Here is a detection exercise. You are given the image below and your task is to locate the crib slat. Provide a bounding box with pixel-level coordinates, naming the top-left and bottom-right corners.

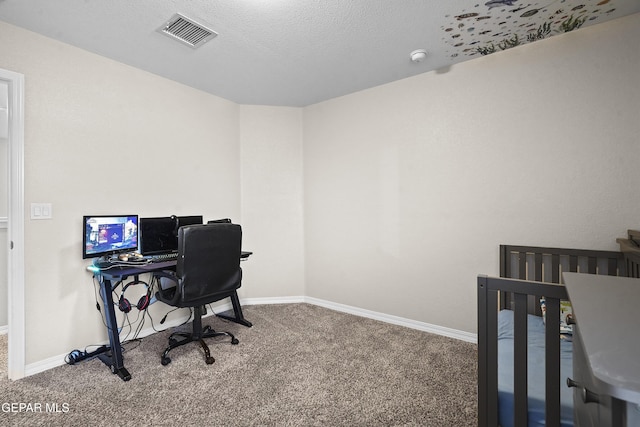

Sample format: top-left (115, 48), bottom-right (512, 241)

top-left (534, 253), bottom-right (542, 281)
top-left (487, 289), bottom-right (499, 426)
top-left (499, 246), bottom-right (510, 310)
top-left (551, 254), bottom-right (560, 283)
top-left (608, 257), bottom-right (617, 276)
top-left (545, 297), bottom-right (561, 427)
top-left (513, 293), bottom-right (528, 427)
top-left (518, 251), bottom-right (527, 279)
top-left (500, 245), bottom-right (509, 278)
top-left (569, 255), bottom-right (578, 272)
top-left (533, 253), bottom-right (544, 316)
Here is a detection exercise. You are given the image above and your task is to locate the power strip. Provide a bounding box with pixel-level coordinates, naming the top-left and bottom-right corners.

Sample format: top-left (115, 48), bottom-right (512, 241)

top-left (65, 345), bottom-right (109, 365)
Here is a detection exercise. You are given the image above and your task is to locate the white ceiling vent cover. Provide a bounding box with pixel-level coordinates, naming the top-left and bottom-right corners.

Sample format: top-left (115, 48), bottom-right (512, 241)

top-left (157, 13), bottom-right (217, 48)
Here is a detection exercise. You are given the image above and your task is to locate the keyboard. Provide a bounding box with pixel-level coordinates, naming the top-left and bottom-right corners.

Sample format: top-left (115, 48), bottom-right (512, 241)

top-left (145, 252), bottom-right (179, 262)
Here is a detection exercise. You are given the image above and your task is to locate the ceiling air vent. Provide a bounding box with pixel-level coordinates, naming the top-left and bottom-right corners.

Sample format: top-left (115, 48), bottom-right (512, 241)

top-left (157, 13), bottom-right (217, 48)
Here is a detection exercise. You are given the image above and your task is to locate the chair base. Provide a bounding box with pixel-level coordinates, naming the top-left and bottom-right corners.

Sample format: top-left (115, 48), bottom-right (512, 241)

top-left (160, 324), bottom-right (239, 366)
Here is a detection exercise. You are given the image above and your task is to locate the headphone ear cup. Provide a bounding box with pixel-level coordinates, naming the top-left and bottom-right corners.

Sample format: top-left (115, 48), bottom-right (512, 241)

top-left (137, 294), bottom-right (150, 311)
top-left (119, 296), bottom-right (131, 313)
top-left (119, 279), bottom-right (150, 312)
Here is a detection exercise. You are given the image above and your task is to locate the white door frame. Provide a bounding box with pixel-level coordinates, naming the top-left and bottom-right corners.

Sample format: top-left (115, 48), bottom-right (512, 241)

top-left (1, 68), bottom-right (25, 380)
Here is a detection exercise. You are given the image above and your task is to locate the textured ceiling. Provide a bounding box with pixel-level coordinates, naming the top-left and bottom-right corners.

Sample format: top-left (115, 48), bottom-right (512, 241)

top-left (0, 0), bottom-right (638, 107)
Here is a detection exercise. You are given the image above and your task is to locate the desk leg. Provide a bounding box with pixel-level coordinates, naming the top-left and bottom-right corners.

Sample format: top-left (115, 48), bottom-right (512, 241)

top-left (98, 276), bottom-right (131, 381)
top-left (217, 291), bottom-right (252, 327)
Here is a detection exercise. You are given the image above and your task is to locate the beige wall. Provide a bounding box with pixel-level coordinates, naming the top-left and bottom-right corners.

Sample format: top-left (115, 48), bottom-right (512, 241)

top-left (303, 13), bottom-right (640, 333)
top-left (239, 105), bottom-right (305, 300)
top-left (0, 12), bottom-right (639, 368)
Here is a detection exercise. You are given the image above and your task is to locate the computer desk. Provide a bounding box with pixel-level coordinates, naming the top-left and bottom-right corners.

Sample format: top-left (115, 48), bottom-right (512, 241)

top-left (87, 252), bottom-right (252, 381)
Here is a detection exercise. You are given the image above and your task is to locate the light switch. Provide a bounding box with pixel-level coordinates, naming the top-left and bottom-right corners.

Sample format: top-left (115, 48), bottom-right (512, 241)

top-left (31, 203), bottom-right (53, 220)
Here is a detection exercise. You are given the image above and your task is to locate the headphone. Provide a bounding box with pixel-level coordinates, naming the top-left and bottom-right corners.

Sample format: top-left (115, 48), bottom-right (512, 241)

top-left (118, 280), bottom-right (151, 313)
top-left (171, 215), bottom-right (179, 237)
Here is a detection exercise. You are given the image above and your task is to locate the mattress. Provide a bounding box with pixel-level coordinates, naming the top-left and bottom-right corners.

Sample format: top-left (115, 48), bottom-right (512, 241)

top-left (497, 309), bottom-right (574, 427)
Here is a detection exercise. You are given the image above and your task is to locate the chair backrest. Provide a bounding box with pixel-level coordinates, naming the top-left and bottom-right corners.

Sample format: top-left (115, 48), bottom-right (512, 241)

top-left (175, 223), bottom-right (242, 307)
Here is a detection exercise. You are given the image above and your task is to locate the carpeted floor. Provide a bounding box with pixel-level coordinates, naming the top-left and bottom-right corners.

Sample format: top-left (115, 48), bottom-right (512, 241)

top-left (0, 304), bottom-right (478, 426)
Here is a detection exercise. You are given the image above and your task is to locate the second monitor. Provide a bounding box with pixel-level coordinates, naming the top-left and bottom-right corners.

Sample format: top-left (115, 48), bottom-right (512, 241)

top-left (139, 215), bottom-right (203, 256)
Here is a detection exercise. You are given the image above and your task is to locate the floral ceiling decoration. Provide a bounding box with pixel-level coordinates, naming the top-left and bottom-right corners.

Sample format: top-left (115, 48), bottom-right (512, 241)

top-left (441, 0), bottom-right (620, 58)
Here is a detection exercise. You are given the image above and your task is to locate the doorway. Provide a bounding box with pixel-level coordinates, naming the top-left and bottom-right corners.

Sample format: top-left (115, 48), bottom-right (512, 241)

top-left (1, 68), bottom-right (25, 380)
top-left (1, 80), bottom-right (8, 333)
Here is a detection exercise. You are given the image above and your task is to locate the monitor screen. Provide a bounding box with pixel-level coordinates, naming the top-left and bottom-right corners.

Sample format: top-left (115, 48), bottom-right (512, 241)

top-left (177, 215), bottom-right (203, 229)
top-left (139, 216), bottom-right (178, 255)
top-left (139, 215), bottom-right (203, 255)
top-left (83, 215), bottom-right (139, 259)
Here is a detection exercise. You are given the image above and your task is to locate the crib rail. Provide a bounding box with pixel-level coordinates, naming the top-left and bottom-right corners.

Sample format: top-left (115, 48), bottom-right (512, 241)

top-left (478, 276), bottom-right (567, 427)
top-left (478, 244), bottom-right (627, 427)
top-left (499, 245), bottom-right (624, 315)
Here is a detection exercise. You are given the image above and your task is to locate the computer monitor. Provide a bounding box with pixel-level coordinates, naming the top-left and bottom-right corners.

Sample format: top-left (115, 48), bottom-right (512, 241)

top-left (139, 215), bottom-right (203, 255)
top-left (83, 215), bottom-right (139, 259)
top-left (139, 216), bottom-right (178, 256)
top-left (177, 215), bottom-right (203, 229)
top-left (207, 218), bottom-right (232, 224)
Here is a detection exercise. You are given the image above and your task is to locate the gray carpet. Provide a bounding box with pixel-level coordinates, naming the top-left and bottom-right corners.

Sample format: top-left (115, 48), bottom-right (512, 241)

top-left (0, 304), bottom-right (477, 426)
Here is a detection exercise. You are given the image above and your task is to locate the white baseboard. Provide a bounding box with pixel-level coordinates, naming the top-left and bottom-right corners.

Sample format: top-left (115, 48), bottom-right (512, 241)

top-left (302, 297), bottom-right (477, 344)
top-left (24, 297), bottom-right (476, 377)
top-left (0, 325), bottom-right (8, 335)
top-left (236, 296), bottom-right (476, 343)
top-left (25, 301), bottom-right (234, 377)
top-left (240, 295), bottom-right (306, 306)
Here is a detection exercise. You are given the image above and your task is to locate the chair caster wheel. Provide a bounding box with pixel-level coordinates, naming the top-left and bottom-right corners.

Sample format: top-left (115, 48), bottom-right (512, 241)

top-left (205, 356), bottom-right (215, 365)
top-left (231, 338), bottom-right (239, 345)
top-left (161, 357), bottom-right (171, 366)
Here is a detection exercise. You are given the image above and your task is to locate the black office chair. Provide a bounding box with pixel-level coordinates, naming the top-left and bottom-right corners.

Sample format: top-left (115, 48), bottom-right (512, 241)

top-left (154, 223), bottom-right (243, 366)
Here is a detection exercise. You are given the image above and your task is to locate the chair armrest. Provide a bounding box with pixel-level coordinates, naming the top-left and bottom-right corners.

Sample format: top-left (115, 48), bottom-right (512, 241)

top-left (153, 271), bottom-right (180, 306)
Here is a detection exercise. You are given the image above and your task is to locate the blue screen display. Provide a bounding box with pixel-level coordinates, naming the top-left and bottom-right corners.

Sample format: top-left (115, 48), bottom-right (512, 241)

top-left (83, 215), bottom-right (139, 259)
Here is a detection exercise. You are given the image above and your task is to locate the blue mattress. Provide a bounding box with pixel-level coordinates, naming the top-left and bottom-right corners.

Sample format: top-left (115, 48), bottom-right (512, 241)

top-left (497, 309), bottom-right (574, 427)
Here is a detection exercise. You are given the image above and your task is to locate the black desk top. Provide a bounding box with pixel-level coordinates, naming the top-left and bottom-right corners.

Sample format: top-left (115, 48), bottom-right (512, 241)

top-left (87, 260), bottom-right (175, 278)
top-left (88, 251), bottom-right (252, 278)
